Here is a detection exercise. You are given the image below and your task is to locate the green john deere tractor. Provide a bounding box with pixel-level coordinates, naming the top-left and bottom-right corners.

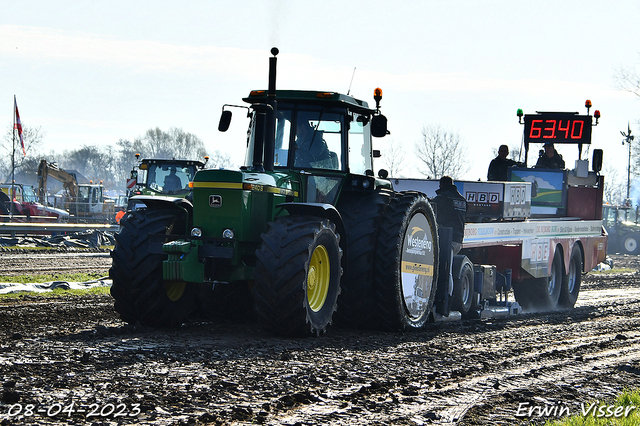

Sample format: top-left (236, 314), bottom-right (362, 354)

top-left (127, 156), bottom-right (209, 199)
top-left (109, 48), bottom-right (440, 335)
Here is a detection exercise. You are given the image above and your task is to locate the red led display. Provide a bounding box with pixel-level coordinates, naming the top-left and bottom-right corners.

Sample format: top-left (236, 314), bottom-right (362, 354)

top-left (523, 114), bottom-right (592, 144)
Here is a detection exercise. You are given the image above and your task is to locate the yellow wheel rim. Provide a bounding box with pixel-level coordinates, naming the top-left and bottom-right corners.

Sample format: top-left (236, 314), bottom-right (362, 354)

top-left (307, 244), bottom-right (330, 312)
top-left (165, 280), bottom-right (186, 302)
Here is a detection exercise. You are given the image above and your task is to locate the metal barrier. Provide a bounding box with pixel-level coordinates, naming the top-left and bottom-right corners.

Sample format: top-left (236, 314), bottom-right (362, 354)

top-left (0, 222), bottom-right (120, 234)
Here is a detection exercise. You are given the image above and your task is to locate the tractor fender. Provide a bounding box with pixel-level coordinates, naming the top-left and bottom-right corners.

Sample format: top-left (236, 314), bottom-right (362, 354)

top-left (276, 202), bottom-right (346, 247)
top-left (128, 195), bottom-right (193, 234)
top-left (129, 195), bottom-right (193, 216)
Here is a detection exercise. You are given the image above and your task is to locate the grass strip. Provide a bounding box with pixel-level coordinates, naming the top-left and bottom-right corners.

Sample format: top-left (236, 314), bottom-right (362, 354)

top-left (543, 390), bottom-right (640, 425)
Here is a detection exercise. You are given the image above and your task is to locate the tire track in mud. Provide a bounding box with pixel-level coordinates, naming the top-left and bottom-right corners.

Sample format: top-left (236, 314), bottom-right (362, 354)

top-left (1, 252), bottom-right (111, 276)
top-left (1, 253), bottom-right (640, 425)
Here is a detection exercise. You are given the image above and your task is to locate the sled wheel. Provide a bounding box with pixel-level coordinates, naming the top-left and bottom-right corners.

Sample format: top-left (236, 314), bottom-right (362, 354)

top-left (253, 216), bottom-right (342, 336)
top-left (452, 256), bottom-right (476, 317)
top-left (333, 189), bottom-right (392, 328)
top-left (559, 246), bottom-right (582, 308)
top-left (513, 248), bottom-right (563, 312)
top-left (374, 191), bottom-right (438, 331)
top-left (109, 209), bottom-right (196, 327)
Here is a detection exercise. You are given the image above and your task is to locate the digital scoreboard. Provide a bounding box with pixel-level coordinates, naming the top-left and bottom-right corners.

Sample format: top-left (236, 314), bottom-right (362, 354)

top-left (523, 113), bottom-right (593, 144)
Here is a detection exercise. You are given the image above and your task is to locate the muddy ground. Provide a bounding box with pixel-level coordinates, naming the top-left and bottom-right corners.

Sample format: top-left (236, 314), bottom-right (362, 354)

top-left (0, 252), bottom-right (639, 425)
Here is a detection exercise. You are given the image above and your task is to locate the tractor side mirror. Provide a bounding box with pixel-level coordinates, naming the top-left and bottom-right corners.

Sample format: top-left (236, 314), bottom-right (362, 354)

top-left (371, 114), bottom-right (389, 138)
top-left (218, 110), bottom-right (232, 132)
top-left (592, 149), bottom-right (603, 173)
top-left (373, 150), bottom-right (381, 158)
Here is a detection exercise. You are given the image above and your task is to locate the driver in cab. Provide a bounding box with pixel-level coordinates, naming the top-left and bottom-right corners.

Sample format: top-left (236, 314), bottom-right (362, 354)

top-left (294, 120), bottom-right (335, 169)
top-left (163, 167), bottom-right (182, 192)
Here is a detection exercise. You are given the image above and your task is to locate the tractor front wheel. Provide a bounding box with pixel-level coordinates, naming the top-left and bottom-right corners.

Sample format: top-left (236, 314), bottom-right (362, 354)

top-left (109, 209), bottom-right (196, 327)
top-left (253, 216), bottom-right (342, 336)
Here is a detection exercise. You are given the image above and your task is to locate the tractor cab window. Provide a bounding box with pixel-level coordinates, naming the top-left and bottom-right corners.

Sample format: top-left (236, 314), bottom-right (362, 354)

top-left (293, 109), bottom-right (343, 170)
top-left (244, 104), bottom-right (345, 171)
top-left (274, 109), bottom-right (292, 166)
top-left (348, 113), bottom-right (373, 175)
top-left (147, 164), bottom-right (196, 194)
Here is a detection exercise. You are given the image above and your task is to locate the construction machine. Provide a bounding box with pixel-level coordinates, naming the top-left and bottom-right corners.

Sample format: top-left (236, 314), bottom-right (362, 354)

top-left (37, 160), bottom-right (115, 223)
top-left (0, 183), bottom-right (69, 222)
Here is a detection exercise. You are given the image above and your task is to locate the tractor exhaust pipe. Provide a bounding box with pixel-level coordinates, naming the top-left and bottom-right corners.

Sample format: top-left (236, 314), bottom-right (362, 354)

top-left (263, 47), bottom-right (278, 172)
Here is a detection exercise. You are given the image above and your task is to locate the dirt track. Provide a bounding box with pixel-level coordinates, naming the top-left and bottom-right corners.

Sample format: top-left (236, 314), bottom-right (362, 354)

top-left (0, 252), bottom-right (640, 425)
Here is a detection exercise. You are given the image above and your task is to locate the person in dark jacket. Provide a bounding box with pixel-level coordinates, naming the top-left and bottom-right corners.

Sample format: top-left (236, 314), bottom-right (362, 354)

top-left (432, 175), bottom-right (467, 302)
top-left (536, 142), bottom-right (565, 169)
top-left (487, 145), bottom-right (522, 181)
top-left (432, 175), bottom-right (467, 255)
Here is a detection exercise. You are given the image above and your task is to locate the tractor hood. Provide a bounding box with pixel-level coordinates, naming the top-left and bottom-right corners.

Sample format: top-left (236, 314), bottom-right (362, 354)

top-left (191, 169), bottom-right (298, 197)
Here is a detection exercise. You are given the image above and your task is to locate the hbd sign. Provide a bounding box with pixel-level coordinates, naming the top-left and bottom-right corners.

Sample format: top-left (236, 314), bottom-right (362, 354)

top-left (466, 192), bottom-right (499, 204)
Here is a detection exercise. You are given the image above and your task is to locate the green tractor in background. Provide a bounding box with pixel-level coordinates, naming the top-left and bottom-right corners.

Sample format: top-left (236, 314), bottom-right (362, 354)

top-left (110, 48), bottom-right (440, 336)
top-left (127, 155), bottom-right (209, 200)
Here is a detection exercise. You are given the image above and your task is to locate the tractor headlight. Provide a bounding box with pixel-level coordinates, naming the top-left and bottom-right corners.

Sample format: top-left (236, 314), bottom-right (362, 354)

top-left (190, 227), bottom-right (203, 238)
top-left (222, 228), bottom-right (235, 239)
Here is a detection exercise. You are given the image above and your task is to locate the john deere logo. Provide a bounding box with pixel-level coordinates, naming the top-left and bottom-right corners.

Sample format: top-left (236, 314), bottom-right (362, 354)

top-left (209, 195), bottom-right (222, 208)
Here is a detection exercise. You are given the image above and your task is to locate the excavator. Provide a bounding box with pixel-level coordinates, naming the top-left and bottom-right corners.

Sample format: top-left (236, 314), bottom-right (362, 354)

top-left (37, 160), bottom-right (116, 223)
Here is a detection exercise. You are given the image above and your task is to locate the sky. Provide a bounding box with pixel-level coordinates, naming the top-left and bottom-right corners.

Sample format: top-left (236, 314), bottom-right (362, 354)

top-left (2, 0), bottom-right (640, 185)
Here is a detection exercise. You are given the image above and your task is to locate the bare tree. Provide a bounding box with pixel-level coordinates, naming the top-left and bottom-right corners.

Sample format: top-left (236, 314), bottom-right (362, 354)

top-left (0, 123), bottom-right (45, 183)
top-left (378, 138), bottom-right (405, 177)
top-left (615, 56), bottom-right (640, 99)
top-left (415, 125), bottom-right (469, 179)
top-left (603, 163), bottom-right (627, 205)
top-left (61, 145), bottom-right (118, 187)
top-left (207, 150), bottom-right (233, 169)
top-left (130, 127), bottom-right (208, 160)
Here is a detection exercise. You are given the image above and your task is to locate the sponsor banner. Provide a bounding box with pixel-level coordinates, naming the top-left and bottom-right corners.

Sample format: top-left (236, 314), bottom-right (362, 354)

top-left (464, 220), bottom-right (603, 244)
top-left (401, 261), bottom-right (434, 277)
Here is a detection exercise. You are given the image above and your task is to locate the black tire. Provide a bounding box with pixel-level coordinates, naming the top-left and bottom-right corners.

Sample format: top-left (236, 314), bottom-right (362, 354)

top-left (333, 189), bottom-right (392, 328)
top-left (253, 216), bottom-right (342, 336)
top-left (559, 246), bottom-right (582, 308)
top-left (109, 209), bottom-right (196, 327)
top-left (622, 234), bottom-right (640, 255)
top-left (374, 192), bottom-right (438, 331)
top-left (452, 256), bottom-right (477, 317)
top-left (513, 248), bottom-right (563, 312)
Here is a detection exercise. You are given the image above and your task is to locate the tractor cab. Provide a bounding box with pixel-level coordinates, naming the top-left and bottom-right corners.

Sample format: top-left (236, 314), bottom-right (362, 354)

top-left (219, 49), bottom-right (389, 206)
top-left (130, 157), bottom-right (208, 197)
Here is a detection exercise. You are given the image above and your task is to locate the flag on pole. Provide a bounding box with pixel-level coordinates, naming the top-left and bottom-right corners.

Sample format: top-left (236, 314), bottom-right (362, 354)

top-left (14, 96), bottom-right (25, 156)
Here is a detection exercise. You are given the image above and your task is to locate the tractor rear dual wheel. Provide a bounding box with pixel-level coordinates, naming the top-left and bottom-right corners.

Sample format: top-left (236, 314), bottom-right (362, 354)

top-left (622, 234), bottom-right (640, 255)
top-left (110, 209), bottom-right (196, 327)
top-left (253, 216), bottom-right (342, 336)
top-left (374, 191), bottom-right (438, 331)
top-left (333, 189), bottom-right (392, 329)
